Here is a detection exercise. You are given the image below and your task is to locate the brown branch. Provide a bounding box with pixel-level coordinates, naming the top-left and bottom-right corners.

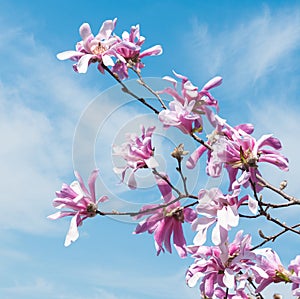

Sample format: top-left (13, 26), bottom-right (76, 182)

top-left (190, 132), bottom-right (213, 150)
top-left (152, 168), bottom-right (182, 196)
top-left (256, 174), bottom-right (300, 203)
top-left (130, 67), bottom-right (167, 110)
top-left (251, 224), bottom-right (300, 251)
top-left (96, 193), bottom-right (197, 218)
top-left (102, 64), bottom-right (160, 114)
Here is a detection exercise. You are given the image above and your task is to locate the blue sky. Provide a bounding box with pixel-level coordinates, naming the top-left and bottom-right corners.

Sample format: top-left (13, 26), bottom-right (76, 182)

top-left (1, 0), bottom-right (300, 298)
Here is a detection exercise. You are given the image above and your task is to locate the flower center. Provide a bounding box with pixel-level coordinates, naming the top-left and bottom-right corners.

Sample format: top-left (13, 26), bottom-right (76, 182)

top-left (86, 203), bottom-right (98, 217)
top-left (172, 207), bottom-right (185, 223)
top-left (91, 42), bottom-right (107, 55)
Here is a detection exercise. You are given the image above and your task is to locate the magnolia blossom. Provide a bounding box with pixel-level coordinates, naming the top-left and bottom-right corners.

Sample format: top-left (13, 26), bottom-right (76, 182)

top-left (111, 24), bottom-right (162, 79)
top-left (255, 249), bottom-right (292, 293)
top-left (160, 71), bottom-right (222, 109)
top-left (133, 174), bottom-right (197, 257)
top-left (47, 170), bottom-right (108, 246)
top-left (186, 231), bottom-right (268, 299)
top-left (186, 117), bottom-right (254, 178)
top-left (57, 19), bottom-right (119, 73)
top-left (113, 126), bottom-right (158, 189)
top-left (158, 72), bottom-right (222, 134)
top-left (214, 120), bottom-right (289, 192)
top-left (186, 115), bottom-right (288, 197)
top-left (158, 99), bottom-right (203, 134)
top-left (288, 255), bottom-right (300, 296)
top-left (192, 187), bottom-right (257, 246)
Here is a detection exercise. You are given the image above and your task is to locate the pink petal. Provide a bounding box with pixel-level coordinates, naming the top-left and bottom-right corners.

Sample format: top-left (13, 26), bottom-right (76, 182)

top-left (259, 154), bottom-right (289, 171)
top-left (57, 50), bottom-right (84, 61)
top-left (128, 172), bottom-right (137, 189)
top-left (47, 211), bottom-right (75, 220)
top-left (173, 221), bottom-right (187, 258)
top-left (223, 268), bottom-right (235, 289)
top-left (155, 174), bottom-right (173, 202)
top-left (98, 195), bottom-right (108, 203)
top-left (97, 18), bottom-right (117, 40)
top-left (139, 45), bottom-right (163, 58)
top-left (88, 169), bottom-right (99, 203)
top-left (64, 213), bottom-right (80, 247)
top-left (186, 146), bottom-right (207, 169)
top-left (102, 54), bottom-right (114, 66)
top-left (248, 196), bottom-right (258, 214)
top-left (144, 156), bottom-right (159, 168)
top-left (254, 134), bottom-right (282, 153)
top-left (76, 54), bottom-right (95, 73)
top-left (183, 208), bottom-right (197, 223)
top-left (202, 76), bottom-right (222, 90)
top-left (79, 23), bottom-right (92, 40)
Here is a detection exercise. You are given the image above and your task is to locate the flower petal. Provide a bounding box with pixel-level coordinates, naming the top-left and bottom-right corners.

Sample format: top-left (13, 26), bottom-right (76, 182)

top-left (64, 213), bottom-right (80, 247)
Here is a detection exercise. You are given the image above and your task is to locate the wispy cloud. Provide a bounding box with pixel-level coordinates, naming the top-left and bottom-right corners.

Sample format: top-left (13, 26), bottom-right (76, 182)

top-left (0, 19), bottom-right (99, 235)
top-left (188, 5), bottom-right (300, 91)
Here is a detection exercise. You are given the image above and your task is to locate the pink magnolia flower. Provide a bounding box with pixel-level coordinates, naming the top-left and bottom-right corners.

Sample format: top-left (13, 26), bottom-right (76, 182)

top-left (197, 119), bottom-right (288, 192)
top-left (47, 170), bottom-right (108, 246)
top-left (192, 187), bottom-right (257, 246)
top-left (186, 116), bottom-right (254, 178)
top-left (255, 249), bottom-right (292, 293)
top-left (133, 174), bottom-right (197, 257)
top-left (113, 126), bottom-right (158, 189)
top-left (57, 19), bottom-right (119, 73)
top-left (288, 255), bottom-right (300, 296)
top-left (217, 121), bottom-right (289, 192)
top-left (158, 98), bottom-right (203, 134)
top-left (186, 231), bottom-right (267, 299)
top-left (111, 24), bottom-right (162, 79)
top-left (158, 72), bottom-right (222, 134)
top-left (161, 71), bottom-right (222, 109)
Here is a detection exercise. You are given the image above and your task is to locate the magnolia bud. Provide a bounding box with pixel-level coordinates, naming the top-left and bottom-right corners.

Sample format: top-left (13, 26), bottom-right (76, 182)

top-left (279, 180), bottom-right (288, 190)
top-left (171, 144), bottom-right (189, 161)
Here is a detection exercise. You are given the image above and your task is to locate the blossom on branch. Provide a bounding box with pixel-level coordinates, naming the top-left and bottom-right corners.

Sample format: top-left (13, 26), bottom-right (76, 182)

top-left (111, 24), bottom-right (162, 79)
top-left (192, 186), bottom-right (257, 246)
top-left (113, 126), bottom-right (158, 189)
top-left (56, 18), bottom-right (162, 78)
top-left (218, 121), bottom-right (289, 192)
top-left (254, 249), bottom-right (292, 293)
top-left (47, 170), bottom-right (108, 246)
top-left (288, 255), bottom-right (300, 296)
top-left (57, 19), bottom-right (118, 73)
top-left (186, 117), bottom-right (254, 179)
top-left (186, 231), bottom-right (268, 299)
top-left (158, 72), bottom-right (222, 134)
top-left (133, 174), bottom-right (197, 257)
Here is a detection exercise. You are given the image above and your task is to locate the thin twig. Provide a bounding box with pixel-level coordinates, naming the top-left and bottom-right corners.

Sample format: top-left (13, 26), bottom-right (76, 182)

top-left (190, 132), bottom-right (213, 150)
top-left (176, 158), bottom-right (189, 196)
top-left (130, 67), bottom-right (167, 110)
top-left (256, 174), bottom-right (300, 203)
top-left (152, 168), bottom-right (182, 196)
top-left (96, 193), bottom-right (197, 218)
top-left (251, 224), bottom-right (300, 250)
top-left (102, 64), bottom-right (160, 114)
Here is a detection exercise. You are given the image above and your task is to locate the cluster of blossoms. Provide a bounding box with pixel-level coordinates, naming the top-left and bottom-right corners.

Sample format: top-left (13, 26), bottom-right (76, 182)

top-left (158, 71), bottom-right (222, 134)
top-left (187, 116), bottom-right (289, 192)
top-left (112, 125), bottom-right (158, 189)
top-left (49, 17), bottom-right (300, 299)
top-left (186, 231), bottom-right (300, 298)
top-left (133, 174), bottom-right (197, 258)
top-left (57, 18), bottom-right (162, 79)
top-left (47, 170), bottom-right (108, 246)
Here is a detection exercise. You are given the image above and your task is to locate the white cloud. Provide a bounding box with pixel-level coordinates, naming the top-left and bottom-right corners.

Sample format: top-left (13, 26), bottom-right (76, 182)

top-left (0, 277), bottom-right (54, 298)
top-left (0, 19), bottom-right (100, 234)
top-left (188, 5), bottom-right (300, 90)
